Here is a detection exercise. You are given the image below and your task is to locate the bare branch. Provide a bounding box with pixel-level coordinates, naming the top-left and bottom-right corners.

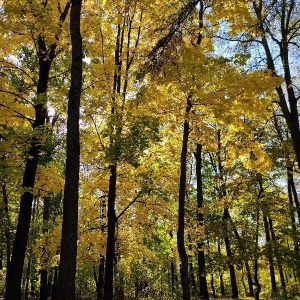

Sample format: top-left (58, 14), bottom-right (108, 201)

top-left (116, 189), bottom-right (143, 221)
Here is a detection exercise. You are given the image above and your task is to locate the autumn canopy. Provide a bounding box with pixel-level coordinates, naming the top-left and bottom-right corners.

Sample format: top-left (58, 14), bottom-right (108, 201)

top-left (0, 0), bottom-right (300, 300)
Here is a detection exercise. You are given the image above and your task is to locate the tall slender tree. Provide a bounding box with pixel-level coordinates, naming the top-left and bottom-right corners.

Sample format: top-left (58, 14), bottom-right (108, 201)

top-left (177, 96), bottom-right (192, 300)
top-left (56, 0), bottom-right (82, 299)
top-left (4, 3), bottom-right (70, 299)
top-left (195, 143), bottom-right (209, 299)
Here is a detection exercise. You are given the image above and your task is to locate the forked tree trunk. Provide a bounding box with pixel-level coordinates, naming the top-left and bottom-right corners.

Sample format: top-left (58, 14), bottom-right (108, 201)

top-left (56, 0), bottom-right (82, 299)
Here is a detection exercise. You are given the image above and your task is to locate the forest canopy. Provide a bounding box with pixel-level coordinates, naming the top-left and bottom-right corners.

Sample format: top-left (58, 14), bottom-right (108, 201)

top-left (0, 0), bottom-right (300, 300)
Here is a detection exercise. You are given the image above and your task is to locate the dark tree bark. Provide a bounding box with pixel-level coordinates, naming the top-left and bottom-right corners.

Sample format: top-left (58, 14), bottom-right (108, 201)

top-left (51, 264), bottom-right (58, 300)
top-left (194, 143), bottom-right (209, 299)
top-left (177, 97), bottom-right (192, 300)
top-left (210, 274), bottom-right (215, 297)
top-left (104, 164), bottom-right (117, 300)
top-left (254, 256), bottom-right (261, 300)
top-left (219, 274), bottom-right (226, 296)
top-left (245, 262), bottom-right (254, 296)
top-left (94, 195), bottom-right (107, 299)
top-left (253, 177), bottom-right (264, 300)
top-left (223, 209), bottom-right (239, 299)
top-left (263, 214), bottom-right (277, 293)
top-left (94, 255), bottom-right (105, 300)
top-left (288, 170), bottom-right (300, 243)
top-left (56, 1), bottom-right (82, 299)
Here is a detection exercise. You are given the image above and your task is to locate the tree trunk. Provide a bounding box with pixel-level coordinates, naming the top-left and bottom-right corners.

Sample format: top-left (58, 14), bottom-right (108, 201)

top-left (195, 143), bottom-right (209, 299)
top-left (5, 4), bottom-right (70, 298)
top-left (51, 265), bottom-right (58, 300)
top-left (253, 178), bottom-right (264, 300)
top-left (104, 164), bottom-right (117, 300)
top-left (287, 164), bottom-right (300, 263)
top-left (56, 1), bottom-right (82, 299)
top-left (5, 66), bottom-right (50, 300)
top-left (219, 273), bottom-right (225, 296)
top-left (263, 214), bottom-right (277, 293)
top-left (254, 256), bottom-right (261, 300)
top-left (223, 217), bottom-right (239, 298)
top-left (210, 274), bottom-right (215, 297)
top-left (94, 255), bottom-right (105, 300)
top-left (287, 164), bottom-right (300, 221)
top-left (177, 97), bottom-right (192, 300)
top-left (245, 262), bottom-right (254, 296)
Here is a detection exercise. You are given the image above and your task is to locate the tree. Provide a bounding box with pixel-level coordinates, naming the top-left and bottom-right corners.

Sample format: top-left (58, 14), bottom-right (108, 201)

top-left (2, 2), bottom-right (70, 299)
top-left (56, 0), bottom-right (83, 299)
top-left (213, 0), bottom-right (300, 168)
top-left (195, 143), bottom-right (209, 299)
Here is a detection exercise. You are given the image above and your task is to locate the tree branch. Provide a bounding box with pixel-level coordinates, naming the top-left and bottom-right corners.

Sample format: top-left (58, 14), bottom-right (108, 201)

top-left (116, 189), bottom-right (143, 221)
top-left (137, 0), bottom-right (200, 79)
